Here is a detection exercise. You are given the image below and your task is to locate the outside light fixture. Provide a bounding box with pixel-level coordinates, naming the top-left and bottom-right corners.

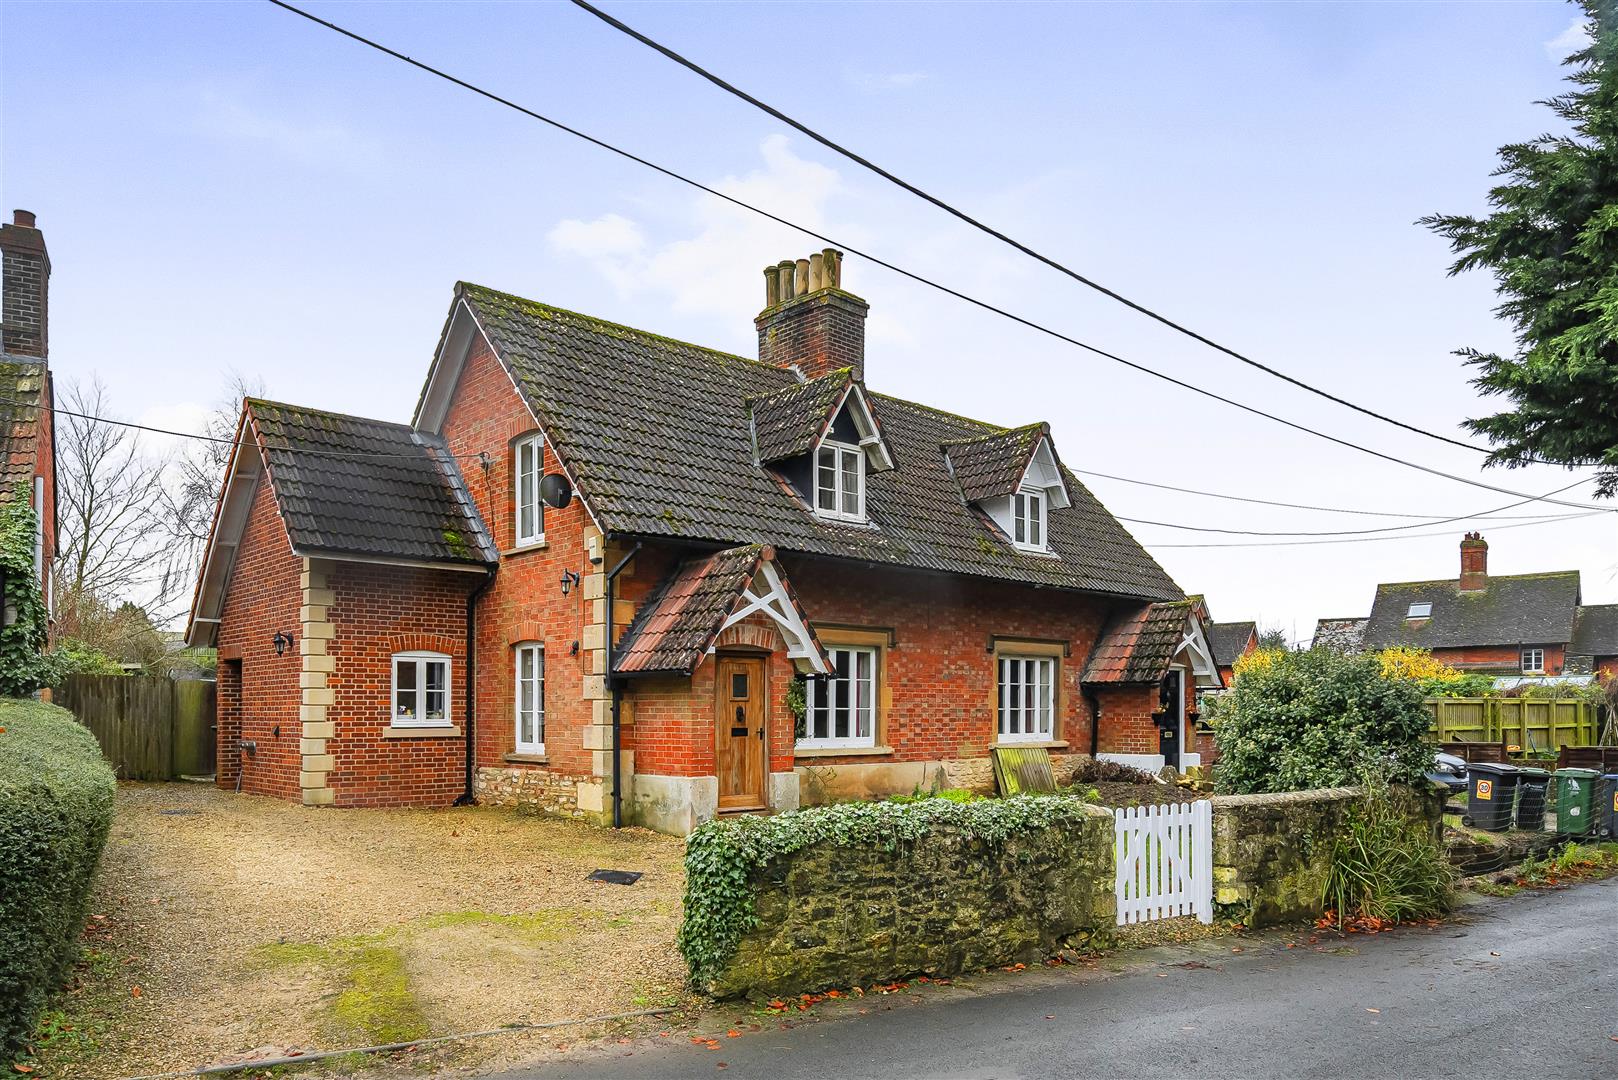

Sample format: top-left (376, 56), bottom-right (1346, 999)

top-left (559, 570), bottom-right (581, 596)
top-left (273, 631), bottom-right (294, 656)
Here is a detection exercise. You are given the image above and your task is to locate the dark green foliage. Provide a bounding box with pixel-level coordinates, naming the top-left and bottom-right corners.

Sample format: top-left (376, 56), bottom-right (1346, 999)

top-left (1416, 672), bottom-right (1496, 698)
top-left (677, 796), bottom-right (1092, 990)
top-left (1214, 649), bottom-right (1433, 795)
top-left (0, 699), bottom-right (116, 1058)
top-left (1324, 781), bottom-right (1455, 926)
top-left (0, 490), bottom-right (49, 697)
top-left (1422, 0), bottom-right (1618, 492)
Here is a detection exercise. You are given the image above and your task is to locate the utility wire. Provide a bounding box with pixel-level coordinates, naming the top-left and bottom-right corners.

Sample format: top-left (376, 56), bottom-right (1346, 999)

top-left (264, 0), bottom-right (1610, 513)
top-left (1115, 477), bottom-right (1595, 537)
top-left (1077, 467), bottom-right (1595, 520)
top-left (1145, 510), bottom-right (1611, 549)
top-left (569, 0), bottom-right (1508, 460)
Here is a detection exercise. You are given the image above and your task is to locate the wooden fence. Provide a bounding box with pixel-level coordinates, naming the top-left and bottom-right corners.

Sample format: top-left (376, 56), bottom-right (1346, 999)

top-left (1425, 697), bottom-right (1602, 752)
top-left (53, 675), bottom-right (216, 781)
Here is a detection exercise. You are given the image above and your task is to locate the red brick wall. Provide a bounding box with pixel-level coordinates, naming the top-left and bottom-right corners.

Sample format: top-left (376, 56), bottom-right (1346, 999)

top-left (1431, 644), bottom-right (1564, 675)
top-left (214, 477), bottom-right (302, 799)
top-left (324, 561), bottom-right (474, 807)
top-left (216, 658), bottom-right (242, 788)
top-left (1094, 684), bottom-right (1159, 756)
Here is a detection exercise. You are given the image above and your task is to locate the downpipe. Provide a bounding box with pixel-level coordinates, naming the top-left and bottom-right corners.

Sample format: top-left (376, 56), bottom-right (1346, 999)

top-left (604, 541), bottom-right (641, 828)
top-left (455, 566), bottom-right (499, 806)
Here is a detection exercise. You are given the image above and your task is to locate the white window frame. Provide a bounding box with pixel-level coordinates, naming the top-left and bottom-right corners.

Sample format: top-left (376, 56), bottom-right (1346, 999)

top-left (1521, 647), bottom-right (1545, 674)
top-left (391, 651), bottom-right (452, 727)
top-left (514, 432), bottom-right (545, 547)
top-left (514, 642), bottom-right (545, 755)
top-left (998, 654), bottom-right (1055, 742)
top-left (1011, 486), bottom-right (1047, 551)
top-left (813, 439), bottom-right (866, 523)
top-left (1407, 602), bottom-right (1432, 619)
top-left (799, 645), bottom-right (878, 748)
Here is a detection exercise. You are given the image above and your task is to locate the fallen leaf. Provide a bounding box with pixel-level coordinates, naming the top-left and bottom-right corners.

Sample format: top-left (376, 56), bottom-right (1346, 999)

top-left (130, 985), bottom-right (142, 997)
top-left (726, 1030), bottom-right (740, 1038)
top-left (1044, 1014), bottom-right (1056, 1020)
top-left (1366, 1008), bottom-right (1380, 1014)
top-left (14, 1065), bottom-right (36, 1075)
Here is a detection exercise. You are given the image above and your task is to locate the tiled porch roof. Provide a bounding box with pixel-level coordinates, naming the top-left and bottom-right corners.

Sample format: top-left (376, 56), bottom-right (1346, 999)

top-left (1083, 600), bottom-right (1195, 685)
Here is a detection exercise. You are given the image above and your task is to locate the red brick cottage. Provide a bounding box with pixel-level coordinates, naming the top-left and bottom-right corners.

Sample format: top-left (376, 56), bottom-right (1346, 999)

top-left (0, 209), bottom-right (59, 609)
top-left (186, 253), bottom-right (1218, 832)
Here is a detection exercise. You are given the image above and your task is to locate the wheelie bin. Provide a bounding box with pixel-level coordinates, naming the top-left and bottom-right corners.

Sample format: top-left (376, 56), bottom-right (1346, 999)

top-left (1463, 762), bottom-right (1519, 831)
top-left (1552, 767), bottom-right (1599, 836)
top-left (1595, 772), bottom-right (1618, 839)
top-left (1515, 766), bottom-right (1551, 831)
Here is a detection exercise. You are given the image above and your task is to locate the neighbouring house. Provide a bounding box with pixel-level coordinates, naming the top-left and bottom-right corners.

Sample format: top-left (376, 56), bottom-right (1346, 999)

top-left (1206, 619), bottom-right (1258, 686)
top-left (1317, 532), bottom-right (1618, 679)
top-left (0, 209), bottom-right (57, 609)
top-left (185, 252), bottom-right (1219, 832)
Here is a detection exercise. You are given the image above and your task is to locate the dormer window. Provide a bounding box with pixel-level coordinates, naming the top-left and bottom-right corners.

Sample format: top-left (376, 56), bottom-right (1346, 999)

top-left (815, 439), bottom-right (865, 521)
top-left (1407, 602), bottom-right (1432, 620)
top-left (1012, 487), bottom-right (1046, 550)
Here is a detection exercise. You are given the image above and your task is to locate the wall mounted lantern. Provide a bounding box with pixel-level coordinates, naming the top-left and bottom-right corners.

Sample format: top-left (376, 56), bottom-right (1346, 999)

top-left (559, 570), bottom-right (581, 596)
top-left (273, 631), bottom-right (295, 656)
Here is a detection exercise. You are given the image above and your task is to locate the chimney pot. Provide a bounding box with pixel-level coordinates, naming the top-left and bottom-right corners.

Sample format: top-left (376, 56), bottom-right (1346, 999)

top-left (808, 252), bottom-right (824, 292)
top-left (763, 266), bottom-right (780, 308)
top-left (822, 249), bottom-right (841, 289)
top-left (756, 251), bottom-right (869, 381)
top-left (776, 260), bottom-right (796, 303)
top-left (12, 210), bottom-right (36, 229)
top-left (795, 259), bottom-right (811, 297)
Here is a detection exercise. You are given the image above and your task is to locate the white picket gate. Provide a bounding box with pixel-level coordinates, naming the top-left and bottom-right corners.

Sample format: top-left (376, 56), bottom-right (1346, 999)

top-left (1113, 800), bottom-right (1213, 925)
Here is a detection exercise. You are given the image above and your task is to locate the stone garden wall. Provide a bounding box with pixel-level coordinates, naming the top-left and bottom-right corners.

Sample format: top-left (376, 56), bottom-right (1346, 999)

top-left (707, 802), bottom-right (1116, 998)
top-left (1210, 783), bottom-right (1446, 926)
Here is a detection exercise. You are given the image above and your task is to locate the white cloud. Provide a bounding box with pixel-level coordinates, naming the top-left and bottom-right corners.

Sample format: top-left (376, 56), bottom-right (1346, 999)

top-left (194, 87), bottom-right (382, 168)
top-left (135, 401), bottom-right (211, 459)
top-left (1546, 16), bottom-right (1591, 58)
top-left (847, 69), bottom-right (929, 91)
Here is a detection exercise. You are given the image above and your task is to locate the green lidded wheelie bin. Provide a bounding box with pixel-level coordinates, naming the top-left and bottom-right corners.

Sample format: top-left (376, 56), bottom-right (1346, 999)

top-left (1515, 766), bottom-right (1551, 831)
top-left (1463, 762), bottom-right (1519, 832)
top-left (1595, 773), bottom-right (1618, 839)
top-left (1552, 767), bottom-right (1599, 836)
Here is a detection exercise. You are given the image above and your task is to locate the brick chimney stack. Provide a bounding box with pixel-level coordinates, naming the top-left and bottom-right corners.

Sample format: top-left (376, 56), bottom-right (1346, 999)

top-left (756, 249), bottom-right (868, 382)
top-left (0, 210), bottom-right (50, 359)
top-left (1459, 532), bottom-right (1488, 592)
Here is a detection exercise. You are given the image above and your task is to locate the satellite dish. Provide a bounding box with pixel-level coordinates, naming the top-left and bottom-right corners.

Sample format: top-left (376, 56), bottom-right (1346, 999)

top-left (539, 473), bottom-right (573, 509)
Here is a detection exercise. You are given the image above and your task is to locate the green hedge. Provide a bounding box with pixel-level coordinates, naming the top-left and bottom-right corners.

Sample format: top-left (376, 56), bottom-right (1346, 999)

top-left (0, 698), bottom-right (116, 1058)
top-left (677, 796), bottom-right (1093, 990)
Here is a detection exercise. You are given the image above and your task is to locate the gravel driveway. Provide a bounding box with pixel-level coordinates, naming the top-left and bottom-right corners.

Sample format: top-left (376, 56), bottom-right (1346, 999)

top-left (40, 783), bottom-right (689, 1079)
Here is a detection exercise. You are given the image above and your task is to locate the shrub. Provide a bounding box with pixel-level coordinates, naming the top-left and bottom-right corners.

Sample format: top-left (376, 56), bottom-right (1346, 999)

top-left (1214, 648), bottom-right (1432, 795)
top-left (0, 492), bottom-right (49, 698)
top-left (886, 787), bottom-right (983, 804)
top-left (677, 796), bottom-right (1091, 989)
top-left (1066, 757), bottom-right (1159, 785)
top-left (1324, 779), bottom-right (1454, 926)
top-left (0, 699), bottom-right (116, 1058)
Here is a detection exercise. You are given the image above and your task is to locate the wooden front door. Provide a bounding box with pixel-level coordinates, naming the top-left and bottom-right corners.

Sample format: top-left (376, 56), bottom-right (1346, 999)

top-left (715, 655), bottom-right (767, 811)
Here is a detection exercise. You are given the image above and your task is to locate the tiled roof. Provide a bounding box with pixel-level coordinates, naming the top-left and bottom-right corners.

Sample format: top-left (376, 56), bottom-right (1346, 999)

top-left (1570, 604), bottom-right (1618, 656)
top-left (248, 399), bottom-right (493, 566)
top-left (748, 371), bottom-right (852, 463)
top-left (1083, 600), bottom-right (1194, 684)
top-left (0, 358), bottom-right (46, 501)
top-left (944, 423), bottom-right (1048, 503)
top-left (1312, 617), bottom-right (1367, 653)
top-left (1360, 572), bottom-right (1580, 650)
top-left (612, 545), bottom-right (822, 676)
top-left (460, 285), bottom-right (1180, 602)
top-left (1207, 621), bottom-right (1257, 667)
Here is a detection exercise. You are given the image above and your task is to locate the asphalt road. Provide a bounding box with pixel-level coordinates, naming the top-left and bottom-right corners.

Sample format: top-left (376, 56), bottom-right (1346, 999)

top-left (502, 879), bottom-right (1618, 1079)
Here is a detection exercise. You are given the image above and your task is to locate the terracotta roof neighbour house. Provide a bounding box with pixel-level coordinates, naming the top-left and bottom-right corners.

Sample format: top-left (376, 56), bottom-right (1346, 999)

top-left (1083, 600), bottom-right (1198, 684)
top-left (0, 358), bottom-right (47, 500)
top-left (434, 284), bottom-right (1180, 602)
top-left (1207, 620), bottom-right (1257, 668)
top-left (1312, 617), bottom-right (1368, 653)
top-left (613, 544), bottom-right (829, 676)
top-left (1360, 572), bottom-right (1581, 651)
top-left (248, 400), bottom-right (494, 566)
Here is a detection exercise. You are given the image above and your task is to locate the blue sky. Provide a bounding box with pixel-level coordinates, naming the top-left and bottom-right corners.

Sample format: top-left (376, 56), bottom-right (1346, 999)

top-left (3, 0), bottom-right (1612, 637)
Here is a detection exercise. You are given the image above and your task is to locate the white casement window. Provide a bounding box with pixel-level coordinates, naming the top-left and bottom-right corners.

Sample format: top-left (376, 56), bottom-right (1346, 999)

top-left (514, 433), bottom-right (545, 546)
top-left (1012, 487), bottom-right (1047, 551)
top-left (814, 440), bottom-right (865, 522)
top-left (998, 655), bottom-right (1055, 742)
top-left (392, 651), bottom-right (451, 726)
top-left (514, 643), bottom-right (545, 754)
top-left (800, 645), bottom-right (877, 748)
top-left (1521, 648), bottom-right (1545, 674)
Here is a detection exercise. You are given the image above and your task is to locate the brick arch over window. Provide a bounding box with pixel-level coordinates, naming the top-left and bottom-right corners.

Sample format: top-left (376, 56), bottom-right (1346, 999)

top-left (387, 633), bottom-right (461, 656)
top-left (506, 620), bottom-right (546, 646)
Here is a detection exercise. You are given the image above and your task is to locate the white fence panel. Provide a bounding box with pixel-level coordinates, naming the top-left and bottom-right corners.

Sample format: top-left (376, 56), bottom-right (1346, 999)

top-left (1114, 800), bottom-right (1213, 925)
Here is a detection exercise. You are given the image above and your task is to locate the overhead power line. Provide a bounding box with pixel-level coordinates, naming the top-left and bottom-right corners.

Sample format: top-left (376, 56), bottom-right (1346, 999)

top-left (1145, 510), bottom-right (1611, 549)
top-left (569, 0), bottom-right (1505, 460)
top-left (1115, 478), bottom-right (1595, 537)
top-left (263, 0), bottom-right (1610, 514)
